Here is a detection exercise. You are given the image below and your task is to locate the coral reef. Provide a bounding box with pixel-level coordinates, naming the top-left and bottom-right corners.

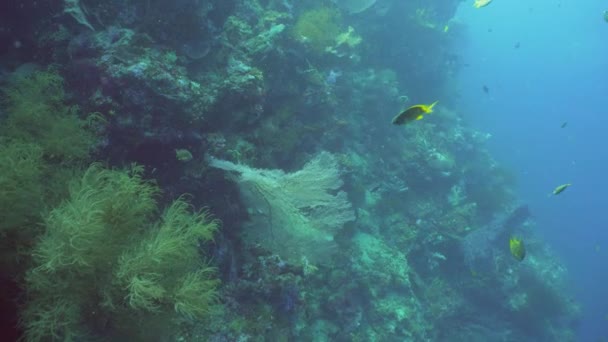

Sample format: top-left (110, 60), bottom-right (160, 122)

top-left (0, 0), bottom-right (580, 340)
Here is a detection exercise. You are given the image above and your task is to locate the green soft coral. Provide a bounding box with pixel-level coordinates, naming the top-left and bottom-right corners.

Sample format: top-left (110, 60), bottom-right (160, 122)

top-left (0, 141), bottom-right (46, 275)
top-left (0, 69), bottom-right (97, 280)
top-left (2, 70), bottom-right (95, 161)
top-left (31, 164), bottom-right (158, 273)
top-left (116, 198), bottom-right (219, 315)
top-left (0, 141), bottom-right (44, 234)
top-left (22, 164), bottom-right (220, 341)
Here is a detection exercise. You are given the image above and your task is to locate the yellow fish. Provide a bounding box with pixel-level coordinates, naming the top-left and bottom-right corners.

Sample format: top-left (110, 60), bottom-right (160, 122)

top-left (474, 0), bottom-right (493, 8)
top-left (391, 101), bottom-right (438, 125)
top-left (552, 183), bottom-right (571, 196)
top-left (509, 237), bottom-right (526, 261)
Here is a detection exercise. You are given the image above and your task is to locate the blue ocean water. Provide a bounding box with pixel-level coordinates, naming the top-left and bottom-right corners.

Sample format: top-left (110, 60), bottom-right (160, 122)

top-left (454, 0), bottom-right (608, 340)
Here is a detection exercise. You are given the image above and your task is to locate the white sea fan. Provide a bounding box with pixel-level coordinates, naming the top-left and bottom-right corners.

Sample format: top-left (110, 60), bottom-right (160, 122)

top-left (209, 152), bottom-right (355, 263)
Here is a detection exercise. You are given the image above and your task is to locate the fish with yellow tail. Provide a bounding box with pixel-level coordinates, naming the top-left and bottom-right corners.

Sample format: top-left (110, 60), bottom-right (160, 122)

top-left (474, 0), bottom-right (493, 8)
top-left (392, 101), bottom-right (438, 126)
top-left (509, 237), bottom-right (526, 262)
top-left (551, 183), bottom-right (571, 196)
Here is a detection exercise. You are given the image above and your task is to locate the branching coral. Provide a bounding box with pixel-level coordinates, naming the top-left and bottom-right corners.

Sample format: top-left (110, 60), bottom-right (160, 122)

top-left (0, 142), bottom-right (44, 234)
top-left (31, 164), bottom-right (158, 273)
top-left (2, 70), bottom-right (95, 162)
top-left (0, 70), bottom-right (96, 275)
top-left (22, 164), bottom-right (220, 341)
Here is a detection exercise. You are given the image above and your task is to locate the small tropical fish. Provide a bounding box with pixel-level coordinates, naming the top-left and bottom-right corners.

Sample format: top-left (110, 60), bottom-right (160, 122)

top-left (509, 237), bottom-right (526, 261)
top-left (552, 183), bottom-right (571, 195)
top-left (482, 85), bottom-right (489, 94)
top-left (474, 0), bottom-right (493, 8)
top-left (561, 121), bottom-right (568, 128)
top-left (391, 101), bottom-right (438, 126)
top-left (604, 10), bottom-right (608, 23)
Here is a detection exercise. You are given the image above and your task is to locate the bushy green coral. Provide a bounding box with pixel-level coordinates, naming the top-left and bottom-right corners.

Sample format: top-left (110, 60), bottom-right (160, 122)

top-left (292, 7), bottom-right (342, 53)
top-left (0, 70), bottom-right (97, 275)
top-left (31, 164), bottom-right (158, 273)
top-left (115, 198), bottom-right (219, 316)
top-left (173, 269), bottom-right (219, 318)
top-left (0, 141), bottom-right (44, 233)
top-left (22, 164), bottom-right (220, 341)
top-left (0, 141), bottom-right (45, 273)
top-left (2, 70), bottom-right (94, 161)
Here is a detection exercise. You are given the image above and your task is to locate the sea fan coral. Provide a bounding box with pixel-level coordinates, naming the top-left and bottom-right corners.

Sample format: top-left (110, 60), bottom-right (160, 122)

top-left (209, 151), bottom-right (355, 263)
